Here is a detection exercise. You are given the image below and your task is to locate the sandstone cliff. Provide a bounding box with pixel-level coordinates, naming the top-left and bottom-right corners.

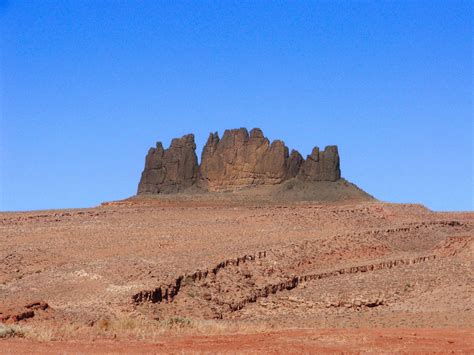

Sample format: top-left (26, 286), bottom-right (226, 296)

top-left (299, 146), bottom-right (341, 182)
top-left (137, 134), bottom-right (199, 194)
top-left (137, 128), bottom-right (341, 194)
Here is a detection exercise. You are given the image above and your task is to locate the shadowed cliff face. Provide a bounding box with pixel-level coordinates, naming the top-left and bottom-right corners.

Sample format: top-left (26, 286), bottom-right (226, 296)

top-left (137, 128), bottom-right (341, 194)
top-left (299, 146), bottom-right (341, 182)
top-left (137, 134), bottom-right (199, 194)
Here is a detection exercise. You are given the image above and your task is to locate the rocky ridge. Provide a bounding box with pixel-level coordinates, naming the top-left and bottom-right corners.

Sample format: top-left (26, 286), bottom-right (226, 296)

top-left (138, 128), bottom-right (341, 194)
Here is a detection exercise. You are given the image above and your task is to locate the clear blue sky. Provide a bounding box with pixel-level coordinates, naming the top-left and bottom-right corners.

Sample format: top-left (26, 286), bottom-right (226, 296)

top-left (1, 1), bottom-right (472, 211)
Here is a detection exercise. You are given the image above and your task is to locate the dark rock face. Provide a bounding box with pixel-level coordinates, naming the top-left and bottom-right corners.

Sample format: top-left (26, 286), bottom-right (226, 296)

top-left (287, 150), bottom-right (304, 179)
top-left (137, 128), bottom-right (341, 194)
top-left (299, 145), bottom-right (341, 182)
top-left (137, 134), bottom-right (199, 194)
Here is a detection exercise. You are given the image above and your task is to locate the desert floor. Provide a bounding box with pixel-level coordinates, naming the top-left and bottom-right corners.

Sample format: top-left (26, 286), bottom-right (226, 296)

top-left (1, 195), bottom-right (473, 352)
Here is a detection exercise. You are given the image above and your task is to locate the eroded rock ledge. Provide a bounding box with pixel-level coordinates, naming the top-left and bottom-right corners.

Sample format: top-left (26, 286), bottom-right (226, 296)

top-left (138, 128), bottom-right (340, 194)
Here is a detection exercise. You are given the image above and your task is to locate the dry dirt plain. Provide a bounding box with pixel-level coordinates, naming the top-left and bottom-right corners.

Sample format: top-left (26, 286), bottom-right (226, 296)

top-left (0, 193), bottom-right (473, 353)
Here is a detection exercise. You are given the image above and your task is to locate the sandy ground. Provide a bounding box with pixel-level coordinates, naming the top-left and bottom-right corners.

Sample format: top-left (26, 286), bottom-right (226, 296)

top-left (1, 193), bottom-right (473, 352)
top-left (3, 328), bottom-right (473, 353)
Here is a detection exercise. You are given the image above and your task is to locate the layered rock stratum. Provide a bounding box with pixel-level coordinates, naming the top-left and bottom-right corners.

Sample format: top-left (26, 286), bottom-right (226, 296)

top-left (137, 128), bottom-right (342, 194)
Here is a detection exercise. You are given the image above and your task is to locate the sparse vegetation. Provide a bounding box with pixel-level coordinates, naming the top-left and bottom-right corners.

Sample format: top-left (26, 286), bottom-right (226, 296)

top-left (161, 316), bottom-right (193, 329)
top-left (0, 323), bottom-right (24, 339)
top-left (0, 314), bottom-right (275, 342)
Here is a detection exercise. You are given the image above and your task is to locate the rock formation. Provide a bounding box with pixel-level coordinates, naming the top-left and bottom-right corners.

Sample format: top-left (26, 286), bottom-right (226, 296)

top-left (137, 128), bottom-right (341, 194)
top-left (137, 134), bottom-right (199, 194)
top-left (299, 146), bottom-right (341, 182)
top-left (199, 128), bottom-right (301, 191)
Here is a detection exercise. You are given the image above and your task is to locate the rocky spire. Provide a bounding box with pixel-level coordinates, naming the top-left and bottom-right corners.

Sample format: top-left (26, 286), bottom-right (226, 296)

top-left (137, 134), bottom-right (199, 194)
top-left (298, 145), bottom-right (341, 182)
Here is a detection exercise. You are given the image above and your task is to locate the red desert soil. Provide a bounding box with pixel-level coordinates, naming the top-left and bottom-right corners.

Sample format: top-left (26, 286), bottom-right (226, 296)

top-left (3, 328), bottom-right (473, 353)
top-left (1, 192), bottom-right (473, 352)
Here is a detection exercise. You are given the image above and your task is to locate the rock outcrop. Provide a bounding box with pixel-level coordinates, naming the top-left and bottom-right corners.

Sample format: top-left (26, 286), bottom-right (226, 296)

top-left (199, 128), bottom-right (302, 191)
top-left (137, 134), bottom-right (199, 194)
top-left (299, 146), bottom-right (341, 182)
top-left (137, 128), bottom-right (341, 194)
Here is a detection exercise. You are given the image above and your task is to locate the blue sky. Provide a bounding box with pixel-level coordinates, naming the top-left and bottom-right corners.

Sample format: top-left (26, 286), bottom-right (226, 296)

top-left (1, 1), bottom-right (472, 211)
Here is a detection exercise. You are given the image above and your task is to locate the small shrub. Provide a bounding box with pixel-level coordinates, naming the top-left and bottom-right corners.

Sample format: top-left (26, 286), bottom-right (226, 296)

top-left (96, 318), bottom-right (111, 331)
top-left (0, 323), bottom-right (24, 339)
top-left (161, 316), bottom-right (193, 329)
top-left (112, 315), bottom-right (138, 331)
